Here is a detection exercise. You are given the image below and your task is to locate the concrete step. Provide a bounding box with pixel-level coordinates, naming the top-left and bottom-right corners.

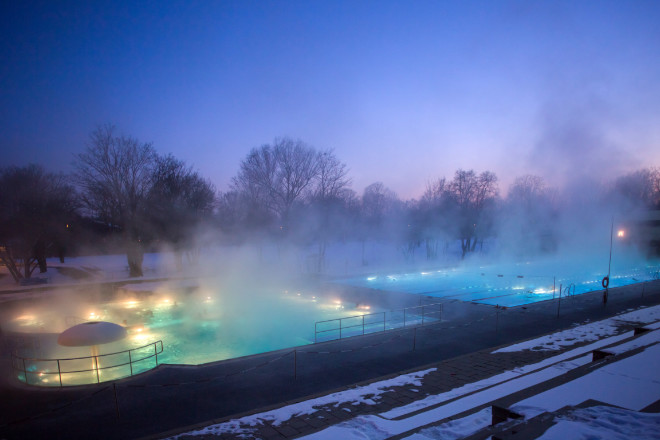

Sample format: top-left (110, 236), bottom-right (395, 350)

top-left (386, 325), bottom-right (659, 440)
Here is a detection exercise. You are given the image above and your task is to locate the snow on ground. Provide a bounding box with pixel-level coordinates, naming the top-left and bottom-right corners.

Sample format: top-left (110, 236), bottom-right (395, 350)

top-left (512, 343), bottom-right (660, 418)
top-left (492, 305), bottom-right (660, 353)
top-left (0, 253), bottom-right (182, 291)
top-left (302, 408), bottom-right (494, 440)
top-left (299, 356), bottom-right (594, 440)
top-left (536, 406), bottom-right (660, 440)
top-left (167, 368), bottom-right (436, 439)
top-left (387, 305), bottom-right (660, 421)
top-left (405, 408), bottom-right (492, 440)
top-left (166, 305), bottom-right (660, 440)
top-left (300, 330), bottom-right (660, 440)
top-left (0, 241), bottom-right (435, 291)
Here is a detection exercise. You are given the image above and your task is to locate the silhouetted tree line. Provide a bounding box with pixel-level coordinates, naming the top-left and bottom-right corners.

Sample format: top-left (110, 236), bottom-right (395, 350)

top-left (2, 124), bottom-right (660, 284)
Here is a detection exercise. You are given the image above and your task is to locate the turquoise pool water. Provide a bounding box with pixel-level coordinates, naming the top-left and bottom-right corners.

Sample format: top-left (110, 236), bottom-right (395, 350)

top-left (4, 280), bottom-right (385, 386)
top-left (337, 263), bottom-right (660, 308)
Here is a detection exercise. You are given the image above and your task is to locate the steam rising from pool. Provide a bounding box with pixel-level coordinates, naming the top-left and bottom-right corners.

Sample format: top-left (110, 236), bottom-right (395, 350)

top-left (1, 276), bottom-right (382, 373)
top-left (2, 169), bottom-right (659, 387)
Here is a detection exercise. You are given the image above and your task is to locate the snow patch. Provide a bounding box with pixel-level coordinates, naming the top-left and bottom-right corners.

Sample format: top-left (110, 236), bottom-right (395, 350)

top-left (537, 406), bottom-right (660, 440)
top-left (404, 407), bottom-right (492, 440)
top-left (493, 305), bottom-right (660, 353)
top-left (165, 368), bottom-right (436, 438)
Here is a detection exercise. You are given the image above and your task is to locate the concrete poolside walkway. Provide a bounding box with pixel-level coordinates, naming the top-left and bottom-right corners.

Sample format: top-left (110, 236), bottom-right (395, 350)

top-left (1, 281), bottom-right (660, 440)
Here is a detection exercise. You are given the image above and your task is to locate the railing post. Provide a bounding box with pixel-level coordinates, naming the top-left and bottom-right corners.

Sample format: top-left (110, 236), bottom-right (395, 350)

top-left (362, 315), bottom-right (365, 335)
top-left (557, 283), bottom-right (562, 319)
top-left (383, 312), bottom-right (386, 331)
top-left (128, 350), bottom-right (133, 376)
top-left (339, 319), bottom-right (342, 339)
top-left (155, 343), bottom-right (158, 366)
top-left (314, 323), bottom-right (317, 343)
top-left (22, 358), bottom-right (28, 385)
top-left (95, 356), bottom-right (100, 383)
top-left (57, 359), bottom-right (62, 387)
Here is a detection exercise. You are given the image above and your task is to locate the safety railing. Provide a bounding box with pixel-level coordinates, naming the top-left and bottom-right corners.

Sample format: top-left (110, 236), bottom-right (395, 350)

top-left (11, 340), bottom-right (163, 387)
top-left (315, 303), bottom-right (443, 343)
top-left (562, 283), bottom-right (576, 297)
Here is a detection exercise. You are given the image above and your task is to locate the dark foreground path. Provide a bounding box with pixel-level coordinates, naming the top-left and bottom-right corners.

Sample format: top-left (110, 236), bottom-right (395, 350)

top-left (1, 280), bottom-right (659, 440)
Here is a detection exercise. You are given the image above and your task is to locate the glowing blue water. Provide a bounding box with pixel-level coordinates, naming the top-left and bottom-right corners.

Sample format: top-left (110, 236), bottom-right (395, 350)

top-left (338, 263), bottom-right (660, 307)
top-left (6, 284), bottom-right (384, 374)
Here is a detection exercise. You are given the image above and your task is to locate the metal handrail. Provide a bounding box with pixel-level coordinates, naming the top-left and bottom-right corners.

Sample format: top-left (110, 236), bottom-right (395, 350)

top-left (563, 283), bottom-right (576, 297)
top-left (315, 302), bottom-right (443, 343)
top-left (11, 340), bottom-right (163, 387)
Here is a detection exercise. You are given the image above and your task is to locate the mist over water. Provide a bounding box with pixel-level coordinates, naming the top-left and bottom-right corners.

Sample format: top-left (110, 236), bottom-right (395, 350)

top-left (1, 165), bottom-right (658, 387)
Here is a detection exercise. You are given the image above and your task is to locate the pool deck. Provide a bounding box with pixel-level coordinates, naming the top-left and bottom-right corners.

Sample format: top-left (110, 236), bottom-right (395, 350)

top-left (1, 280), bottom-right (660, 439)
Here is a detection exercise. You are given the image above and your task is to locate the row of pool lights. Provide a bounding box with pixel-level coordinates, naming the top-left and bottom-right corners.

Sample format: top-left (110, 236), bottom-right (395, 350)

top-left (282, 290), bottom-right (371, 312)
top-left (366, 271), bottom-right (556, 297)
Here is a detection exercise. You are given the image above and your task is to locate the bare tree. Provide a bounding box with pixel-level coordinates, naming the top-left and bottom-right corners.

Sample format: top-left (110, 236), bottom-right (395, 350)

top-left (0, 165), bottom-right (77, 283)
top-left (359, 182), bottom-right (401, 264)
top-left (361, 182), bottom-right (400, 228)
top-left (232, 143), bottom-right (278, 215)
top-left (421, 178), bottom-right (447, 205)
top-left (216, 189), bottom-right (275, 239)
top-left (614, 168), bottom-right (660, 209)
top-left (417, 178), bottom-right (451, 259)
top-left (502, 174), bottom-right (558, 255)
top-left (308, 150), bottom-right (351, 271)
top-left (508, 175), bottom-right (546, 208)
top-left (148, 154), bottom-right (216, 269)
top-left (446, 170), bottom-right (499, 258)
top-left (314, 150), bottom-right (351, 200)
top-left (232, 137), bottom-right (320, 231)
top-left (74, 125), bottom-right (156, 277)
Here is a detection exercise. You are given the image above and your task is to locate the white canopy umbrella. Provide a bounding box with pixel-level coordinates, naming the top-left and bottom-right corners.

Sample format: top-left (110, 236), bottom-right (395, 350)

top-left (58, 321), bottom-right (127, 346)
top-left (58, 321), bottom-right (128, 382)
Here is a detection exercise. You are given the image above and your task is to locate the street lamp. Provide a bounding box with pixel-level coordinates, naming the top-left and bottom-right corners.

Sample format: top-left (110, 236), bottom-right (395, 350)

top-left (603, 219), bottom-right (615, 305)
top-left (604, 220), bottom-right (626, 304)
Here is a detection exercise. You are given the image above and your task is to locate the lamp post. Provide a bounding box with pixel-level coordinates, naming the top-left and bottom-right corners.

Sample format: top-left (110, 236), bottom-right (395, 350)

top-left (608, 219), bottom-right (614, 278)
top-left (604, 218), bottom-right (614, 305)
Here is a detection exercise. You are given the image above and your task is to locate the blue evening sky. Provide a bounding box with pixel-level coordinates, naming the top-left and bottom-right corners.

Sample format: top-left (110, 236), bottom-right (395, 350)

top-left (2, 0), bottom-right (659, 198)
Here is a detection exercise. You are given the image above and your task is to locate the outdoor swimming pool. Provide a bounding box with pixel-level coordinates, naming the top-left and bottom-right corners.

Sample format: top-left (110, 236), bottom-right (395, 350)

top-left (7, 258), bottom-right (659, 387)
top-left (338, 262), bottom-right (660, 308)
top-left (3, 279), bottom-right (384, 386)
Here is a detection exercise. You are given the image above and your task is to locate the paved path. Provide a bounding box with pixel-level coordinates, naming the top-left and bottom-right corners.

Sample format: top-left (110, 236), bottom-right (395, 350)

top-left (1, 281), bottom-right (659, 440)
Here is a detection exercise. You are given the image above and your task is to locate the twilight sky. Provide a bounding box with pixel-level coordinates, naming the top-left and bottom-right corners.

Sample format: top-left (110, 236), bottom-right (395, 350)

top-left (2, 0), bottom-right (659, 199)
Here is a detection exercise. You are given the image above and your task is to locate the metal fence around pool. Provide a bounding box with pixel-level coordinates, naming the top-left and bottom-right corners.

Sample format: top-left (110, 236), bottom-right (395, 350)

top-left (11, 340), bottom-right (163, 387)
top-left (315, 302), bottom-right (443, 342)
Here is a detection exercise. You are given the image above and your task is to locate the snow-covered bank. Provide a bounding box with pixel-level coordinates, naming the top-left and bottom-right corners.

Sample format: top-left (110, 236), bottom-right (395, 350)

top-left (165, 305), bottom-right (660, 440)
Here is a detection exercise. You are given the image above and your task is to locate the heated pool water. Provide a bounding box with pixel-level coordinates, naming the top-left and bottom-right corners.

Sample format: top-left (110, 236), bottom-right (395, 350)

top-left (3, 279), bottom-right (382, 385)
top-left (337, 262), bottom-right (660, 308)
